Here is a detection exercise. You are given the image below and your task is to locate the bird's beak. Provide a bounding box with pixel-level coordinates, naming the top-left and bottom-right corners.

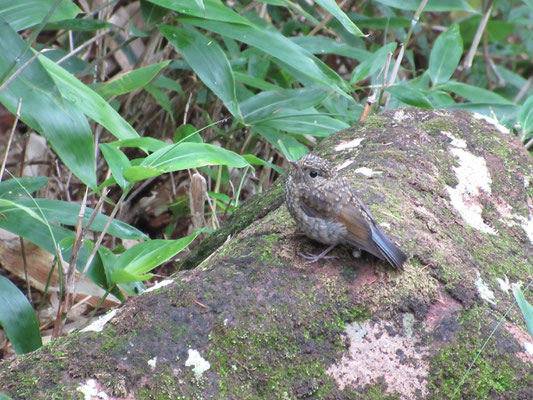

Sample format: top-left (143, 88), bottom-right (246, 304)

top-left (289, 160), bottom-right (300, 169)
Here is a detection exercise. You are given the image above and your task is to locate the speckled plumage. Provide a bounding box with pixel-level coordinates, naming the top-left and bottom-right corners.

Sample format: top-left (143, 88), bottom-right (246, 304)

top-left (285, 154), bottom-right (407, 270)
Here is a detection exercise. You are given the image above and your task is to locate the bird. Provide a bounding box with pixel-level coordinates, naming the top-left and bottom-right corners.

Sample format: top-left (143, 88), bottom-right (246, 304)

top-left (285, 153), bottom-right (407, 270)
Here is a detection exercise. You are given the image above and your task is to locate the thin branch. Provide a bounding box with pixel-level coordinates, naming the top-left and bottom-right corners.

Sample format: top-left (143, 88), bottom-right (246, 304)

top-left (383, 0), bottom-right (428, 109)
top-left (0, 49), bottom-right (51, 95)
top-left (0, 98), bottom-right (22, 182)
top-left (57, 29), bottom-right (112, 65)
top-left (463, 0), bottom-right (494, 70)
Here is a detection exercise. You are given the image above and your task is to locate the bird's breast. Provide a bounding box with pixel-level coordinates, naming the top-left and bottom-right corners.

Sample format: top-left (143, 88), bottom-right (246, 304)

top-left (285, 181), bottom-right (346, 245)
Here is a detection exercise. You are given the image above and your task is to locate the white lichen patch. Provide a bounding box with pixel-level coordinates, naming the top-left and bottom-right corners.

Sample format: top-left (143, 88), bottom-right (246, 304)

top-left (517, 214), bottom-right (533, 243)
top-left (445, 147), bottom-right (496, 234)
top-left (441, 130), bottom-right (466, 148)
top-left (77, 378), bottom-right (109, 400)
top-left (354, 167), bottom-right (382, 178)
top-left (146, 278), bottom-right (174, 292)
top-left (81, 309), bottom-right (117, 332)
top-left (148, 356), bottom-right (157, 370)
top-left (474, 270), bottom-right (496, 305)
top-left (185, 349), bottom-right (210, 377)
top-left (336, 160), bottom-right (353, 171)
top-left (495, 275), bottom-right (511, 294)
top-left (334, 137), bottom-right (364, 151)
top-left (327, 321), bottom-right (429, 398)
top-left (525, 342), bottom-right (533, 356)
top-left (472, 112), bottom-right (510, 134)
top-left (393, 109), bottom-right (410, 123)
top-left (494, 200), bottom-right (533, 243)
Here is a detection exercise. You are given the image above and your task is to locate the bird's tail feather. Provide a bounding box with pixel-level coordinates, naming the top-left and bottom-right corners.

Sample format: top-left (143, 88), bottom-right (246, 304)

top-left (371, 226), bottom-right (407, 271)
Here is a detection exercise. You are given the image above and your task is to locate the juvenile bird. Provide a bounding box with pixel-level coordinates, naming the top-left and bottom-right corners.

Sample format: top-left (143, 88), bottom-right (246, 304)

top-left (285, 154), bottom-right (407, 270)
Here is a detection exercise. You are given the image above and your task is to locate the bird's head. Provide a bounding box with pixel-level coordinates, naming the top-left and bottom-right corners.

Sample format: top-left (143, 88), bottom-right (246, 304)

top-left (289, 154), bottom-right (336, 187)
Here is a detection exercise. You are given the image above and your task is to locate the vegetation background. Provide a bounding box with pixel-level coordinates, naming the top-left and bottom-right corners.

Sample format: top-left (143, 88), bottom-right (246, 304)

top-left (0, 0), bottom-right (531, 368)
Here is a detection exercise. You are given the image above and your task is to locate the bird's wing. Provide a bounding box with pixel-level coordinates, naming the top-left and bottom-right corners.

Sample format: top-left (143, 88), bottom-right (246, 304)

top-left (335, 203), bottom-right (382, 258)
top-left (298, 186), bottom-right (338, 219)
top-left (354, 198), bottom-right (407, 270)
top-left (299, 186), bottom-right (377, 252)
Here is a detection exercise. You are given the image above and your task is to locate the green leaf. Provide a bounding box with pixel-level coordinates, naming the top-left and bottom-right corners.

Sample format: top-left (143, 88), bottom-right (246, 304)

top-left (240, 87), bottom-right (329, 123)
top-left (519, 95), bottom-right (533, 141)
top-left (145, 84), bottom-right (174, 121)
top-left (144, 142), bottom-right (249, 169)
top-left (98, 247), bottom-right (144, 296)
top-left (140, 0), bottom-right (169, 25)
top-left (152, 75), bottom-right (183, 94)
top-left (59, 238), bottom-right (113, 295)
top-left (0, 0), bottom-right (81, 31)
top-left (100, 143), bottom-right (131, 189)
top-left (179, 17), bottom-right (348, 96)
top-left (0, 198), bottom-right (46, 224)
top-left (111, 137), bottom-right (169, 152)
top-left (386, 85), bottom-right (434, 109)
top-left (43, 18), bottom-right (118, 32)
top-left (290, 36), bottom-right (370, 59)
top-left (373, 0), bottom-right (473, 11)
top-left (111, 235), bottom-right (198, 284)
top-left (441, 81), bottom-right (511, 104)
top-left (146, 0), bottom-right (248, 24)
top-left (0, 201), bottom-right (67, 253)
top-left (0, 199), bottom-right (147, 241)
top-left (429, 24), bottom-right (463, 86)
top-left (159, 24), bottom-right (242, 120)
top-left (314, 0), bottom-right (364, 36)
top-left (242, 154), bottom-right (284, 174)
top-left (122, 166), bottom-right (163, 182)
top-left (350, 42), bottom-right (397, 84)
top-left (0, 177), bottom-right (49, 200)
top-left (95, 61), bottom-right (170, 100)
top-left (123, 142), bottom-right (249, 182)
top-left (174, 124), bottom-right (202, 143)
top-left (193, 0), bottom-right (206, 15)
top-left (255, 109), bottom-right (349, 136)
top-left (234, 71), bottom-right (284, 92)
top-left (252, 125), bottom-right (309, 162)
top-left (0, 276), bottom-right (42, 354)
top-left (512, 284), bottom-right (533, 339)
top-left (38, 55), bottom-right (140, 141)
top-left (0, 17), bottom-right (97, 188)
top-left (348, 15), bottom-right (411, 30)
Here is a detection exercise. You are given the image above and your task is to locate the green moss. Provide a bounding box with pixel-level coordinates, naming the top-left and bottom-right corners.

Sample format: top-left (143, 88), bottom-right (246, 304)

top-left (421, 118), bottom-right (455, 135)
top-left (429, 306), bottom-right (530, 399)
top-left (258, 233), bottom-right (279, 262)
top-left (210, 324), bottom-right (333, 398)
top-left (100, 325), bottom-right (120, 353)
top-left (471, 233), bottom-right (528, 279)
top-left (361, 115), bottom-right (386, 130)
top-left (361, 384), bottom-right (401, 400)
top-left (204, 271), bottom-right (368, 399)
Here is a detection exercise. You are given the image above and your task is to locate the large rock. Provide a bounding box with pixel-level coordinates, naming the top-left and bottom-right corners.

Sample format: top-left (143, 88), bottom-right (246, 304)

top-left (1, 109), bottom-right (532, 399)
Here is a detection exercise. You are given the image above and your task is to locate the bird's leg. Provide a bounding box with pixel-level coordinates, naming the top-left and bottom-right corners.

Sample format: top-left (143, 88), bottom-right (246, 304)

top-left (299, 243), bottom-right (337, 264)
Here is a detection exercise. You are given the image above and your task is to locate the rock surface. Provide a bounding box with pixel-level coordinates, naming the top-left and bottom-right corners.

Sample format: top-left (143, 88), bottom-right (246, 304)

top-left (1, 109), bottom-right (532, 399)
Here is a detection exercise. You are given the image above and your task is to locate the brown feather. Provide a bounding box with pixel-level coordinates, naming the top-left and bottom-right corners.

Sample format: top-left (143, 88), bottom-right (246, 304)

top-left (336, 205), bottom-right (384, 260)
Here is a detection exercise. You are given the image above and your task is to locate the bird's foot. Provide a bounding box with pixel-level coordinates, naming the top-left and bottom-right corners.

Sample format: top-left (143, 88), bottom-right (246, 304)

top-left (298, 244), bottom-right (338, 265)
top-left (299, 252), bottom-right (337, 264)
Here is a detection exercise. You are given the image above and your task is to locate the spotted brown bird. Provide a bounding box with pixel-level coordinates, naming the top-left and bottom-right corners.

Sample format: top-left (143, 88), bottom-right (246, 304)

top-left (285, 154), bottom-right (407, 270)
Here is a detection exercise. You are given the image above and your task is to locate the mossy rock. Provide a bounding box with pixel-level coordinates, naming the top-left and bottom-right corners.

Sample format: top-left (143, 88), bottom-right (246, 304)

top-left (1, 109), bottom-right (532, 399)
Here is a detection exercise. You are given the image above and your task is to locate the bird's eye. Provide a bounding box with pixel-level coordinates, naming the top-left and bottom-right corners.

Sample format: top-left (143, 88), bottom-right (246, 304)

top-left (309, 170), bottom-right (318, 178)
